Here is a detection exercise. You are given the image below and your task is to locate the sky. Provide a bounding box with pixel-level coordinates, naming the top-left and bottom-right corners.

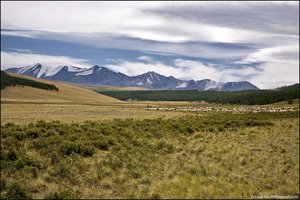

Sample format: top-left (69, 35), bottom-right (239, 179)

top-left (1, 1), bottom-right (299, 89)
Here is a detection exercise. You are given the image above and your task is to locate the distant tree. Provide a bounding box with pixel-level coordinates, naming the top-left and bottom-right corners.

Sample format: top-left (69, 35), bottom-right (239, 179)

top-left (1, 71), bottom-right (59, 91)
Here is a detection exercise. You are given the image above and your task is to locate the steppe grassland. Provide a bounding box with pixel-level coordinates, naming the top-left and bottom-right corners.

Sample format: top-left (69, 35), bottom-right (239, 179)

top-left (1, 74), bottom-right (299, 198)
top-left (1, 111), bottom-right (299, 199)
top-left (1, 99), bottom-right (298, 125)
top-left (1, 102), bottom-right (191, 124)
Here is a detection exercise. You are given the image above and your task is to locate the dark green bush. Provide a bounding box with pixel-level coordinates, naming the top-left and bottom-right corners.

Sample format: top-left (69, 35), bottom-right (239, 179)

top-left (6, 181), bottom-right (31, 199)
top-left (0, 179), bottom-right (6, 191)
top-left (59, 141), bottom-right (95, 157)
top-left (92, 138), bottom-right (110, 150)
top-left (51, 162), bottom-right (72, 179)
top-left (7, 149), bottom-right (18, 161)
top-left (15, 156), bottom-right (42, 170)
top-left (44, 189), bottom-right (80, 199)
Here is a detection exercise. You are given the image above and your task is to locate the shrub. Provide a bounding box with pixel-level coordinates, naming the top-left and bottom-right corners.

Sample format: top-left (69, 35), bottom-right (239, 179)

top-left (51, 162), bottom-right (72, 179)
top-left (6, 181), bottom-right (31, 199)
top-left (26, 129), bottom-right (40, 138)
top-left (59, 141), bottom-right (95, 157)
top-left (187, 127), bottom-right (195, 134)
top-left (0, 179), bottom-right (6, 191)
top-left (92, 138), bottom-right (110, 150)
top-left (15, 156), bottom-right (42, 170)
top-left (44, 189), bottom-right (80, 199)
top-left (6, 149), bottom-right (18, 161)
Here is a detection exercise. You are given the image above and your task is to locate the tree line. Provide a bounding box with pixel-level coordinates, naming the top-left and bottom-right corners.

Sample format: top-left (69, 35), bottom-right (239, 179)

top-left (99, 84), bottom-right (299, 105)
top-left (1, 71), bottom-right (58, 91)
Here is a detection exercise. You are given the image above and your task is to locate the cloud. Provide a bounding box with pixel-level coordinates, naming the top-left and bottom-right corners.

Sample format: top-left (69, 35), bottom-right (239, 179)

top-left (1, 30), bottom-right (37, 38)
top-left (1, 2), bottom-right (298, 89)
top-left (106, 56), bottom-right (261, 82)
top-left (137, 56), bottom-right (155, 63)
top-left (235, 45), bottom-right (299, 65)
top-left (145, 1), bottom-right (299, 35)
top-left (107, 56), bottom-right (298, 89)
top-left (1, 50), bottom-right (297, 89)
top-left (248, 62), bottom-right (299, 89)
top-left (6, 30), bottom-right (256, 61)
top-left (1, 1), bottom-right (298, 44)
top-left (0, 51), bottom-right (91, 70)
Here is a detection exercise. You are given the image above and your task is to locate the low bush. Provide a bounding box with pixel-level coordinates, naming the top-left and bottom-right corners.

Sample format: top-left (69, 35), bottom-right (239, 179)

top-left (44, 189), bottom-right (80, 199)
top-left (0, 111), bottom-right (298, 198)
top-left (59, 141), bottom-right (95, 157)
top-left (6, 181), bottom-right (31, 199)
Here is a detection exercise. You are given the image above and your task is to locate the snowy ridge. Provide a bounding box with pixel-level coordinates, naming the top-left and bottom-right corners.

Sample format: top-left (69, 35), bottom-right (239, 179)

top-left (5, 63), bottom-right (259, 91)
top-left (43, 66), bottom-right (65, 77)
top-left (176, 82), bottom-right (188, 88)
top-left (75, 68), bottom-right (94, 76)
top-left (17, 63), bottom-right (40, 74)
top-left (67, 66), bottom-right (85, 72)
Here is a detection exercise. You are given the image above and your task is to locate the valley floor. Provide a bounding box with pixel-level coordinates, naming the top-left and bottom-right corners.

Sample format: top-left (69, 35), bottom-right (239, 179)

top-left (0, 101), bottom-right (299, 198)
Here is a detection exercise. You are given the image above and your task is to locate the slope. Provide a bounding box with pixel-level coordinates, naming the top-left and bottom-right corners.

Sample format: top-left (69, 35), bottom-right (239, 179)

top-left (1, 73), bottom-right (121, 104)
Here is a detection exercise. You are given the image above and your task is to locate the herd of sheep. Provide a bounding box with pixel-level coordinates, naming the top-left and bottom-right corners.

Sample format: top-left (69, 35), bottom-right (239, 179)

top-left (144, 106), bottom-right (299, 113)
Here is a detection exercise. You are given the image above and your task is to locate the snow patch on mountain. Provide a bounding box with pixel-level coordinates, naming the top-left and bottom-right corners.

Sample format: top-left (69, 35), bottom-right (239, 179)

top-left (17, 63), bottom-right (39, 74)
top-left (36, 65), bottom-right (48, 78)
top-left (75, 68), bottom-right (95, 76)
top-left (5, 63), bottom-right (259, 91)
top-left (176, 82), bottom-right (188, 88)
top-left (43, 66), bottom-right (65, 77)
top-left (67, 66), bottom-right (85, 72)
top-left (146, 78), bottom-right (152, 84)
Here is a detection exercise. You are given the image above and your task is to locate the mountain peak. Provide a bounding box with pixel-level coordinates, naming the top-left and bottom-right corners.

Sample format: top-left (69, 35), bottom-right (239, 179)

top-left (147, 71), bottom-right (157, 75)
top-left (92, 65), bottom-right (101, 69)
top-left (5, 64), bottom-right (260, 91)
top-left (32, 63), bottom-right (42, 68)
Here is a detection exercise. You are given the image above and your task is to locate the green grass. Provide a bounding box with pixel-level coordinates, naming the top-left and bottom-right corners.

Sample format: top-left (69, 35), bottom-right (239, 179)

top-left (1, 112), bottom-right (299, 198)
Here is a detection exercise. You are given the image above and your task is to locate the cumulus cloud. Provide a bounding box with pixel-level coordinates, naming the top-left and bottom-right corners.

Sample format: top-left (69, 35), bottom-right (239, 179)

top-left (0, 51), bottom-right (91, 70)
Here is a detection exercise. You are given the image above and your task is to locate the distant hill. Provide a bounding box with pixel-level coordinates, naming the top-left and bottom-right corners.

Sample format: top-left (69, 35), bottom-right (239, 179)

top-left (1, 71), bottom-right (58, 91)
top-left (99, 83), bottom-right (299, 105)
top-left (5, 63), bottom-right (259, 91)
top-left (1, 73), bottom-right (121, 103)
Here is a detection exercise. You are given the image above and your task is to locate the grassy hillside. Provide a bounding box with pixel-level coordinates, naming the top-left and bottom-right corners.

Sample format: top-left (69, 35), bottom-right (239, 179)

top-left (1, 111), bottom-right (298, 198)
top-left (1, 71), bottom-right (58, 91)
top-left (1, 73), bottom-right (121, 103)
top-left (99, 84), bottom-right (299, 105)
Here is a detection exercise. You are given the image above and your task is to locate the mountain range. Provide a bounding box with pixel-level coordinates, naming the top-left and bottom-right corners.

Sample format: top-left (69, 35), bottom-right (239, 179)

top-left (4, 63), bottom-right (259, 91)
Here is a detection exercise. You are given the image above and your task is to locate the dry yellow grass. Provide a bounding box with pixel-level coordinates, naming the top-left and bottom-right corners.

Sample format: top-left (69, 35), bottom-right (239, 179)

top-left (1, 73), bottom-right (121, 103)
top-left (0, 103), bottom-right (189, 124)
top-left (0, 73), bottom-right (195, 124)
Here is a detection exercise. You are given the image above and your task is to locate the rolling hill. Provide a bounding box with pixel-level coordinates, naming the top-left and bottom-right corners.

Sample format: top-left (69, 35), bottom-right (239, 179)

top-left (1, 71), bottom-right (58, 91)
top-left (1, 72), bottom-right (121, 103)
